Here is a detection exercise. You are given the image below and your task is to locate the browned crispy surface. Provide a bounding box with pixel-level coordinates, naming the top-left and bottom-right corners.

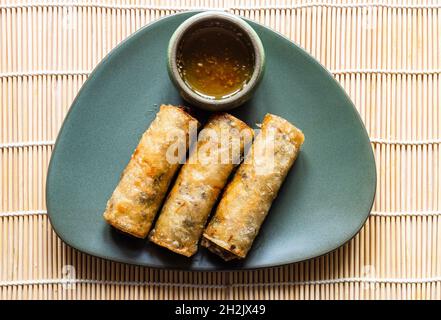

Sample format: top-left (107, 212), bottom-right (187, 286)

top-left (103, 105), bottom-right (199, 238)
top-left (202, 114), bottom-right (304, 260)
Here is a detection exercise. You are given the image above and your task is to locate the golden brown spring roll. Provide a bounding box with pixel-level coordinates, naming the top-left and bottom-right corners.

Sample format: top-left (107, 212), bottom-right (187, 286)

top-left (103, 105), bottom-right (199, 238)
top-left (201, 114), bottom-right (305, 260)
top-left (149, 113), bottom-right (253, 256)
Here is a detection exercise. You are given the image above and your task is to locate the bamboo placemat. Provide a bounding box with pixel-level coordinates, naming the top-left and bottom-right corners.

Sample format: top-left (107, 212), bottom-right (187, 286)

top-left (1, 0), bottom-right (440, 300)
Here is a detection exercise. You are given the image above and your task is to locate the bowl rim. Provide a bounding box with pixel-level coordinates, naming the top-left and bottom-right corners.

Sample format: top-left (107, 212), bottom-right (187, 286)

top-left (167, 11), bottom-right (265, 109)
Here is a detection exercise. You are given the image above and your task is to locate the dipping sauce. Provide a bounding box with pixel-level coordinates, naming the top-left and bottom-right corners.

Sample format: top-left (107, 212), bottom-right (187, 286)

top-left (178, 26), bottom-right (254, 100)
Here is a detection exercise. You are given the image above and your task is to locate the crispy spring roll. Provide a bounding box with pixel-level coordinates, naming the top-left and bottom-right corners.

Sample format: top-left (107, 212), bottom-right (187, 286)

top-left (201, 114), bottom-right (305, 260)
top-left (149, 113), bottom-right (253, 256)
top-left (103, 105), bottom-right (199, 238)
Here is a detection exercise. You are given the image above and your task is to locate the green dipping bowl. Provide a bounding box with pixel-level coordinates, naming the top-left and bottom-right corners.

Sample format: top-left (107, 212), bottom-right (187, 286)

top-left (167, 11), bottom-right (265, 111)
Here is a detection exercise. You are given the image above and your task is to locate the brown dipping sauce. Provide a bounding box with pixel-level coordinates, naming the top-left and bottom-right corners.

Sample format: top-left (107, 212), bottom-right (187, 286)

top-left (177, 25), bottom-right (255, 100)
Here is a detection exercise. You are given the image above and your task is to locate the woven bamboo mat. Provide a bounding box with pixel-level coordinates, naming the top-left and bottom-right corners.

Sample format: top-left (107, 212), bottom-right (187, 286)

top-left (1, 0), bottom-right (440, 300)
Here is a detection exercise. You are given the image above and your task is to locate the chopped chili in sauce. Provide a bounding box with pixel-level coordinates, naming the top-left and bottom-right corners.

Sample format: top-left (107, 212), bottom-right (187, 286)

top-left (178, 26), bottom-right (254, 100)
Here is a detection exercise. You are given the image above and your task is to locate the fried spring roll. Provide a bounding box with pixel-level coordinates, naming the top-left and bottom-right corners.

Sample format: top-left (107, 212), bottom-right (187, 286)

top-left (103, 105), bottom-right (199, 238)
top-left (149, 113), bottom-right (253, 256)
top-left (201, 114), bottom-right (305, 260)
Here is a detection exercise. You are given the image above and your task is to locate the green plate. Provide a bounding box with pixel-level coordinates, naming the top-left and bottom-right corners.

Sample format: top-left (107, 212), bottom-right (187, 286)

top-left (46, 12), bottom-right (376, 270)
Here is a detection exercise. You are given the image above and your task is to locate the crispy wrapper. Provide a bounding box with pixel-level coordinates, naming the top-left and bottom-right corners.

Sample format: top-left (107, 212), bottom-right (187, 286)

top-left (202, 114), bottom-right (304, 260)
top-left (103, 105), bottom-right (199, 238)
top-left (149, 113), bottom-right (253, 256)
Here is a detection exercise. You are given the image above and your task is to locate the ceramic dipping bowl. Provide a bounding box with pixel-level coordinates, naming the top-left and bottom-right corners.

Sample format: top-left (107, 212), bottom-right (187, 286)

top-left (167, 11), bottom-right (265, 111)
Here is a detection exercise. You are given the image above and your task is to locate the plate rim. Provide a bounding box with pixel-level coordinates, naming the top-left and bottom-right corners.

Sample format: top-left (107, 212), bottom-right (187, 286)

top-left (46, 10), bottom-right (377, 271)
